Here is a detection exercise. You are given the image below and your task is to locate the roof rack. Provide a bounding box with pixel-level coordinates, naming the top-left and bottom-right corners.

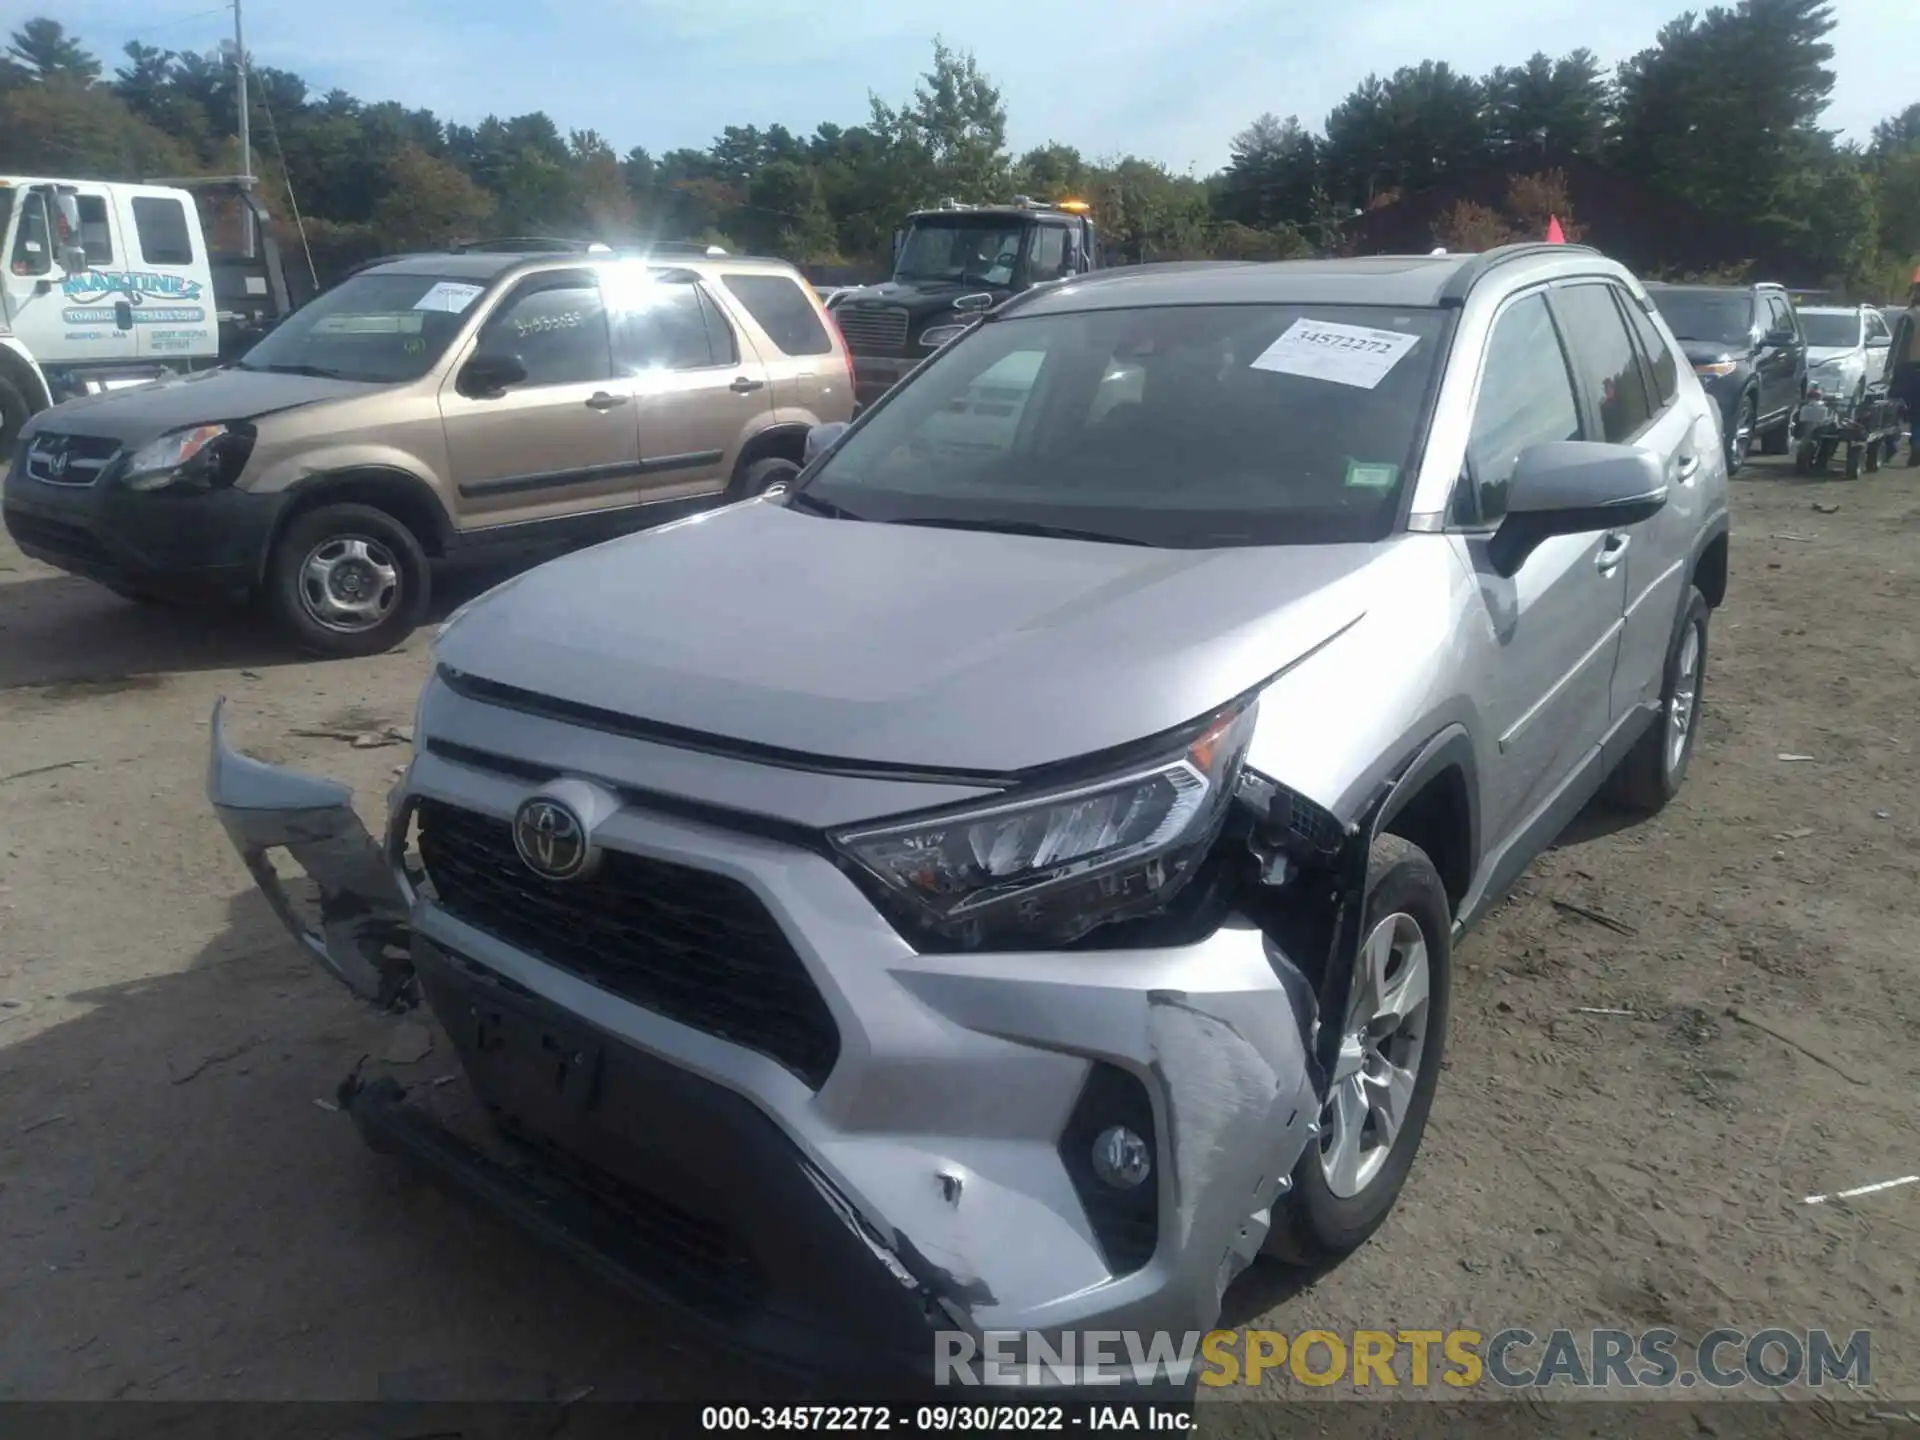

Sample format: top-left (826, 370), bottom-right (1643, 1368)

top-left (452, 236), bottom-right (614, 255)
top-left (1437, 240), bottom-right (1601, 305)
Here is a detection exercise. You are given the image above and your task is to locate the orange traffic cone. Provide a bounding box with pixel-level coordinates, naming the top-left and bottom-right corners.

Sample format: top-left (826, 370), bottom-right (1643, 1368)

top-left (1545, 215), bottom-right (1567, 244)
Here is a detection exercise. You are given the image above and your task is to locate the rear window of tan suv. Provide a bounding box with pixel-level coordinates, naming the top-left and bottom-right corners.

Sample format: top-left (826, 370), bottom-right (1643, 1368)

top-left (721, 273), bottom-right (834, 356)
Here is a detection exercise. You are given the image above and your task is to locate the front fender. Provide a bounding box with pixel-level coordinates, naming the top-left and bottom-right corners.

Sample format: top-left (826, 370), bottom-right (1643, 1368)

top-left (207, 698), bottom-right (415, 1007)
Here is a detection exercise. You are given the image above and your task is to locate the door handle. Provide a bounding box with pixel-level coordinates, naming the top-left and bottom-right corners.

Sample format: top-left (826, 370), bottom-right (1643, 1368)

top-left (584, 391), bottom-right (628, 410)
top-left (729, 375), bottom-right (765, 394)
top-left (1675, 453), bottom-right (1699, 481)
top-left (1595, 532), bottom-right (1630, 573)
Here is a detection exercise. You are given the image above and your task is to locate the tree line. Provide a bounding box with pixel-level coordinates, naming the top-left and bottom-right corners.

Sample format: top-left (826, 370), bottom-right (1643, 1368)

top-left (0, 1), bottom-right (1915, 296)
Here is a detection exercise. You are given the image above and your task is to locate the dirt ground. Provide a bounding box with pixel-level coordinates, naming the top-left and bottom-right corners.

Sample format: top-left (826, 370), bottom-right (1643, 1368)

top-left (2, 451), bottom-right (1918, 1408)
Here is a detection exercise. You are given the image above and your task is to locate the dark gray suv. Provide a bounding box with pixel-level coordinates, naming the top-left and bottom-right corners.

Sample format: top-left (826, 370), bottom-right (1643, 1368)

top-left (1644, 281), bottom-right (1808, 469)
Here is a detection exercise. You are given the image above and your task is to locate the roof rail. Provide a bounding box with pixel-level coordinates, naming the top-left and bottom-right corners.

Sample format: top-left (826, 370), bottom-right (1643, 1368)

top-left (453, 236), bottom-right (606, 254)
top-left (1437, 241), bottom-right (1601, 305)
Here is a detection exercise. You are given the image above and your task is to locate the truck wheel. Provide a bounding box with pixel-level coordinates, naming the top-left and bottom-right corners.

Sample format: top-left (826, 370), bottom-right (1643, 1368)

top-left (1607, 586), bottom-right (1709, 814)
top-left (265, 503), bottom-right (429, 658)
top-left (730, 456), bottom-right (800, 501)
top-left (0, 375), bottom-right (32, 460)
top-left (1264, 834), bottom-right (1450, 1266)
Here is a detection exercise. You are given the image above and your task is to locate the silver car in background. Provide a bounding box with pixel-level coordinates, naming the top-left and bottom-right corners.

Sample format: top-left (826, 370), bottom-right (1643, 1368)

top-left (1800, 303), bottom-right (1896, 409)
top-left (208, 243), bottom-right (1730, 1389)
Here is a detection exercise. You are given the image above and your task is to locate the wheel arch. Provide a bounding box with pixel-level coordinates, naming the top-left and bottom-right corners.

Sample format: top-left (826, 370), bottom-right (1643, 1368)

top-left (1370, 724), bottom-right (1480, 918)
top-left (1691, 514), bottom-right (1730, 609)
top-left (260, 467), bottom-right (455, 581)
top-left (729, 422), bottom-right (810, 484)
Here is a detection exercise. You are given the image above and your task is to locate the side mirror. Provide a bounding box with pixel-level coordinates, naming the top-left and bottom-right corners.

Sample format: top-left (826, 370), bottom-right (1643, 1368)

top-left (1763, 326), bottom-right (1797, 348)
top-left (1488, 441), bottom-right (1668, 579)
top-left (58, 244), bottom-right (89, 275)
top-left (803, 420), bottom-right (850, 465)
top-left (458, 352), bottom-right (527, 397)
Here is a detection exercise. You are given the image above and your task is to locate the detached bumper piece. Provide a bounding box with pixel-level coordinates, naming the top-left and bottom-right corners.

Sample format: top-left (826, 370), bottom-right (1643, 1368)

top-left (348, 938), bottom-right (949, 1390)
top-left (205, 698), bottom-right (415, 1007)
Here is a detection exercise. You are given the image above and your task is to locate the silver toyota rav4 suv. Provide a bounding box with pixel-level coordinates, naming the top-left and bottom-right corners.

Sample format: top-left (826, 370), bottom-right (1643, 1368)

top-left (208, 242), bottom-right (1729, 1388)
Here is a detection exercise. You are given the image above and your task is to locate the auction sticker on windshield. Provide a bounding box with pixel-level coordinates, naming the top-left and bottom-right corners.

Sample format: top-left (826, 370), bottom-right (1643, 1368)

top-left (413, 281), bottom-right (485, 314)
top-left (1251, 319), bottom-right (1420, 389)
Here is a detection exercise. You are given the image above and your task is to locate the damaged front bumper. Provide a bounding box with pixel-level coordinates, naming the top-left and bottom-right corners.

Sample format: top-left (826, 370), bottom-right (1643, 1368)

top-left (208, 701), bottom-right (1326, 1386)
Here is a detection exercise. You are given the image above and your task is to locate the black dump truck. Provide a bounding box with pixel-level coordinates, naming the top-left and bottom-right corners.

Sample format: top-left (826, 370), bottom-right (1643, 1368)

top-left (828, 196), bottom-right (1103, 408)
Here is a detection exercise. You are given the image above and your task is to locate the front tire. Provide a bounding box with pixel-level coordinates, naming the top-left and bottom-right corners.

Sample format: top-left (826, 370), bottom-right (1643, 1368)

top-left (264, 502), bottom-right (429, 658)
top-left (730, 456), bottom-right (800, 501)
top-left (1608, 586), bottom-right (1709, 814)
top-left (1265, 834), bottom-right (1451, 1266)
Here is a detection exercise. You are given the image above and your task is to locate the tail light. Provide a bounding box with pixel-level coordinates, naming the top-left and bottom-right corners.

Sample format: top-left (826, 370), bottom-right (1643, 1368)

top-left (828, 309), bottom-right (855, 395)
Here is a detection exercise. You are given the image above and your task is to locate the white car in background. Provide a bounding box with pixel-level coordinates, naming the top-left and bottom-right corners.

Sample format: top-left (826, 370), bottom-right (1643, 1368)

top-left (1799, 304), bottom-right (1893, 410)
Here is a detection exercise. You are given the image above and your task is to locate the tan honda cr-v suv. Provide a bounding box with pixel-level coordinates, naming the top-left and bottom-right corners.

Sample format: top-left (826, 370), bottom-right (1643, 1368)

top-left (3, 246), bottom-right (855, 655)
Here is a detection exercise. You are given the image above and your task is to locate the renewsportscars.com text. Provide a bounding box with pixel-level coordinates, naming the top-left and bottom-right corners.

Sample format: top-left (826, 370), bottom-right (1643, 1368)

top-left (934, 1327), bottom-right (1871, 1389)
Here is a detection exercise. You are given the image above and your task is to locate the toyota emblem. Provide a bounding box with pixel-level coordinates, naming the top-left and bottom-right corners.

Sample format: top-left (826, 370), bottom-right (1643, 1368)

top-left (512, 796), bottom-right (595, 881)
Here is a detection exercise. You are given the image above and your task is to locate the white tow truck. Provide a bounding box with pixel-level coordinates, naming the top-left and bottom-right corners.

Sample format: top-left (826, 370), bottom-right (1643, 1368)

top-left (0, 174), bottom-right (295, 452)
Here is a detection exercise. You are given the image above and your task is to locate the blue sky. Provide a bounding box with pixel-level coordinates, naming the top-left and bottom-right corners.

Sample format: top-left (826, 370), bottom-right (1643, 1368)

top-left (52, 0), bottom-right (1920, 173)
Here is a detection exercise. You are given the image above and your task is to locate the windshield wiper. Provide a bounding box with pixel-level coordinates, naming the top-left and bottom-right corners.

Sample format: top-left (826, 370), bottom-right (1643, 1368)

top-left (783, 489), bottom-right (866, 521)
top-left (881, 516), bottom-right (1152, 546)
top-left (244, 362), bottom-right (354, 379)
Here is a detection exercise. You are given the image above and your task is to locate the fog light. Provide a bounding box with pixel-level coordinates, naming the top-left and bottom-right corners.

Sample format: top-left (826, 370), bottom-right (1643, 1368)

top-left (1092, 1125), bottom-right (1152, 1189)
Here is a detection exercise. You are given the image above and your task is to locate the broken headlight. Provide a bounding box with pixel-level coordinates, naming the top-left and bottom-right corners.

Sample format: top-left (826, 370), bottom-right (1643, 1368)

top-left (831, 701), bottom-right (1256, 948)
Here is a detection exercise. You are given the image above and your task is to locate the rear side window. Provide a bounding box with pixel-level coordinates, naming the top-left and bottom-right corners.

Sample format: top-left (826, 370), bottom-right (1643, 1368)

top-left (132, 196), bottom-right (194, 266)
top-left (720, 273), bottom-right (832, 356)
top-left (1555, 283), bottom-right (1654, 444)
top-left (1621, 294), bottom-right (1678, 410)
top-left (75, 195), bottom-right (113, 264)
top-left (1458, 292), bottom-right (1583, 526)
top-left (618, 281), bottom-right (718, 370)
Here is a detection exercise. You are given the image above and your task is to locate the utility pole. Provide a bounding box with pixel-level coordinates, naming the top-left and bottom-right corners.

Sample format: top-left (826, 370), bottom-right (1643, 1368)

top-left (232, 0), bottom-right (251, 185)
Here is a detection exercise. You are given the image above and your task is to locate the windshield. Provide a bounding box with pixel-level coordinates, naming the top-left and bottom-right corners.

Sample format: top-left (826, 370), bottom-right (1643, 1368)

top-left (237, 271), bottom-right (490, 382)
top-left (1799, 312), bottom-right (1862, 348)
top-left (793, 302), bottom-right (1449, 547)
top-left (1647, 290), bottom-right (1752, 346)
top-left (895, 218), bottom-right (1029, 287)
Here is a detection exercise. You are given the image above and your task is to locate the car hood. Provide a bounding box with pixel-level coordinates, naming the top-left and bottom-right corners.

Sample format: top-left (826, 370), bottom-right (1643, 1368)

top-left (26, 367), bottom-right (376, 443)
top-left (434, 501), bottom-right (1379, 775)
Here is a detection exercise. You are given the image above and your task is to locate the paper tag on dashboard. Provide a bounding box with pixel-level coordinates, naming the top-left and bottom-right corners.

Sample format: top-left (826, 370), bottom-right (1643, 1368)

top-left (1250, 319), bottom-right (1420, 389)
top-left (413, 281), bottom-right (485, 314)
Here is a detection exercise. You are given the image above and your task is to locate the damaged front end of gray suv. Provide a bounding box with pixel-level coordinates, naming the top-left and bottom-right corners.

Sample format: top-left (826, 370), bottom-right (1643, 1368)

top-left (206, 660), bottom-right (1424, 1389)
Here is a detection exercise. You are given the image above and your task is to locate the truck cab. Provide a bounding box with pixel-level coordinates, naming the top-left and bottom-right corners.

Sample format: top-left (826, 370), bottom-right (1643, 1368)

top-left (830, 196), bottom-right (1101, 408)
top-left (0, 175), bottom-right (292, 453)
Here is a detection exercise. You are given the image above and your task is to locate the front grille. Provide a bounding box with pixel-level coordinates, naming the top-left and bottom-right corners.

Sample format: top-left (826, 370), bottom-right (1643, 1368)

top-left (833, 303), bottom-right (910, 356)
top-left (415, 799), bottom-right (842, 1088)
top-left (3, 509), bottom-right (113, 568)
top-left (23, 432), bottom-right (121, 488)
top-left (495, 1112), bottom-right (764, 1319)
